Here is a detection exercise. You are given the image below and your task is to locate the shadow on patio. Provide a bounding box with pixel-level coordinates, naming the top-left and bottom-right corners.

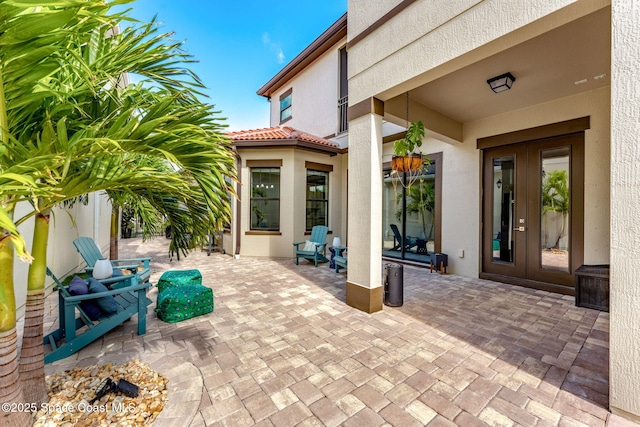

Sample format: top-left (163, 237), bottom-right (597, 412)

top-left (41, 237), bottom-right (632, 427)
top-left (287, 258), bottom-right (612, 426)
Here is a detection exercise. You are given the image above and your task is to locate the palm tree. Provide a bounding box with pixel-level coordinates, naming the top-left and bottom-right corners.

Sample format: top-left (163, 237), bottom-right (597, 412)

top-left (1, 1), bottom-right (236, 419)
top-left (542, 170), bottom-right (569, 249)
top-left (18, 77), bottom-right (234, 406)
top-left (0, 2), bottom-right (123, 424)
top-left (396, 179), bottom-right (435, 239)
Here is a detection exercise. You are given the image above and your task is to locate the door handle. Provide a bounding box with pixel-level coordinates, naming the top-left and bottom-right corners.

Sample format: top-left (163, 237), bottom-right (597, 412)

top-left (513, 226), bottom-right (525, 232)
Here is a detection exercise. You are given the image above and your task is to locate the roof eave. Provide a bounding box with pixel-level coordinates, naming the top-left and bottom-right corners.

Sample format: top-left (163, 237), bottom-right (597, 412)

top-left (232, 138), bottom-right (341, 156)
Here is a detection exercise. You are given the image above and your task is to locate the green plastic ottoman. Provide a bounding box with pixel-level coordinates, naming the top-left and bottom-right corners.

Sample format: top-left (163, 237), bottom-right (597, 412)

top-left (157, 269), bottom-right (202, 293)
top-left (155, 284), bottom-right (214, 323)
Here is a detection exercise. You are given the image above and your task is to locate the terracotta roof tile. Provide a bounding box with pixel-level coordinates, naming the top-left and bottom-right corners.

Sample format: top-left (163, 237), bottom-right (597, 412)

top-left (228, 126), bottom-right (339, 148)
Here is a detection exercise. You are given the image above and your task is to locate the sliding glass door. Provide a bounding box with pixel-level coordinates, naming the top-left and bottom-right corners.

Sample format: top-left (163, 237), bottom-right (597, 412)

top-left (383, 153), bottom-right (441, 263)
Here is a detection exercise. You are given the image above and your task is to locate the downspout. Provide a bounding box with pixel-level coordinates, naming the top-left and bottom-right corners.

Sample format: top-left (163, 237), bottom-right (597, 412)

top-left (235, 152), bottom-right (242, 258)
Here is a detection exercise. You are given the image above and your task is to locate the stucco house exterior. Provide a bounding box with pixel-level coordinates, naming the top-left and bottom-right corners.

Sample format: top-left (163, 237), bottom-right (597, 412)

top-left (229, 0), bottom-right (640, 421)
top-left (10, 0), bottom-right (636, 420)
top-left (345, 0), bottom-right (638, 421)
top-left (225, 15), bottom-right (353, 260)
top-left (226, 13), bottom-right (406, 260)
top-left (227, 126), bottom-right (345, 258)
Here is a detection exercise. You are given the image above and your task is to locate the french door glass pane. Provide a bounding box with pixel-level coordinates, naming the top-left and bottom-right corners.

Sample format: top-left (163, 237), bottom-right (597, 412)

top-left (493, 156), bottom-right (515, 263)
top-left (540, 148), bottom-right (570, 272)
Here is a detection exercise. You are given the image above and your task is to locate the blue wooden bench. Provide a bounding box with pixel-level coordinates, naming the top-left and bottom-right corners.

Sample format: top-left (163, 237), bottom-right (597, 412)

top-left (43, 268), bottom-right (152, 364)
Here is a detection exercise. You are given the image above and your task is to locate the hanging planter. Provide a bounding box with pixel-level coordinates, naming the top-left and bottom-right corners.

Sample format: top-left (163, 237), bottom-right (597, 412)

top-left (391, 121), bottom-right (426, 173)
top-left (391, 153), bottom-right (423, 172)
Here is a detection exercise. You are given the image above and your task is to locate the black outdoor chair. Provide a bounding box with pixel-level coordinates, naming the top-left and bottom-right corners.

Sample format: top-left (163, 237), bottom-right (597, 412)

top-left (390, 224), bottom-right (417, 251)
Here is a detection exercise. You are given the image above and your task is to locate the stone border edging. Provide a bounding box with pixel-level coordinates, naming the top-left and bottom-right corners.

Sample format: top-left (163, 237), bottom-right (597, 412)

top-left (45, 353), bottom-right (203, 426)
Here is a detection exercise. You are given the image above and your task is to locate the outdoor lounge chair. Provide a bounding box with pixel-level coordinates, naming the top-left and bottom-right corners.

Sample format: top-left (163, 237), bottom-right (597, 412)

top-left (43, 268), bottom-right (151, 363)
top-left (334, 247), bottom-right (348, 273)
top-left (73, 236), bottom-right (151, 282)
top-left (390, 224), bottom-right (417, 251)
top-left (293, 225), bottom-right (329, 267)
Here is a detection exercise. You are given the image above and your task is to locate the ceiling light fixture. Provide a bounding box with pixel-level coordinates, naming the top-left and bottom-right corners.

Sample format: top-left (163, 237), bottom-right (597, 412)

top-left (487, 72), bottom-right (516, 93)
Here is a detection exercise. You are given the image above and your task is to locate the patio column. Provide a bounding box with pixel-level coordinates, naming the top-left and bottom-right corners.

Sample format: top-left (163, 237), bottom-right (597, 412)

top-left (345, 97), bottom-right (384, 313)
top-left (610, 0), bottom-right (640, 422)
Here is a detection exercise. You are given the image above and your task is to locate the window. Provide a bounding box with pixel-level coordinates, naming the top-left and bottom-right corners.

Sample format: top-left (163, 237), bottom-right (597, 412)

top-left (306, 170), bottom-right (329, 230)
top-left (280, 89), bottom-right (292, 123)
top-left (339, 47), bottom-right (348, 100)
top-left (382, 153), bottom-right (442, 264)
top-left (250, 167), bottom-right (280, 230)
top-left (338, 46), bottom-right (348, 133)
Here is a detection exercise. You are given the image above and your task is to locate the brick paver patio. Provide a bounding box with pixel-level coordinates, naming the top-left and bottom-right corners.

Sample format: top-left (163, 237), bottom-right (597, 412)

top-left (41, 237), bottom-right (636, 426)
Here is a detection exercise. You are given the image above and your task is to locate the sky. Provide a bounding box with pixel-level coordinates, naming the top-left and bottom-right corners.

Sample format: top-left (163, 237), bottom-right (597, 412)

top-left (119, 0), bottom-right (347, 132)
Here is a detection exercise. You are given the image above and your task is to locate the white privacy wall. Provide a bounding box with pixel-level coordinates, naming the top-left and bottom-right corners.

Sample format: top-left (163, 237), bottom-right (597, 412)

top-left (13, 192), bottom-right (112, 318)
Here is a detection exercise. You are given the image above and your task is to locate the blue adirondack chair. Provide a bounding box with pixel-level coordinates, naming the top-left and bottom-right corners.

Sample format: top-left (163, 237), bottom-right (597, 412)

top-left (73, 236), bottom-right (151, 282)
top-left (44, 268), bottom-right (151, 363)
top-left (293, 225), bottom-right (329, 267)
top-left (334, 246), bottom-right (348, 273)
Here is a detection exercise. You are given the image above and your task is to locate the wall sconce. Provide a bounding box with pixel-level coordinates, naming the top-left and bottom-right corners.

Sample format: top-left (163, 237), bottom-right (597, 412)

top-left (496, 179), bottom-right (502, 189)
top-left (487, 72), bottom-right (516, 93)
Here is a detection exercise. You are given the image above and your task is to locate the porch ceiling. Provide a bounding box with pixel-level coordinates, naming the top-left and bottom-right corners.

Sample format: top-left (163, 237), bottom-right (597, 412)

top-left (407, 7), bottom-right (610, 124)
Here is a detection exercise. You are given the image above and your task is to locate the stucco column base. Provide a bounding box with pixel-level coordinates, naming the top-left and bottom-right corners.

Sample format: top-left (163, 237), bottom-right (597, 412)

top-left (346, 281), bottom-right (383, 313)
top-left (611, 407), bottom-right (640, 424)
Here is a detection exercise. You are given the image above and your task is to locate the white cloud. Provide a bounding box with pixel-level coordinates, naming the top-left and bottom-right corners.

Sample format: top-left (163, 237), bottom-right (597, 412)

top-left (262, 32), bottom-right (285, 64)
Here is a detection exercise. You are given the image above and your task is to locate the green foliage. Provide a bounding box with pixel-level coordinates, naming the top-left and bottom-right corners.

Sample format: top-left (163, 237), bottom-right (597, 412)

top-left (251, 187), bottom-right (269, 227)
top-left (252, 206), bottom-right (265, 226)
top-left (0, 0), bottom-right (239, 317)
top-left (0, 0), bottom-right (138, 414)
top-left (542, 170), bottom-right (569, 215)
top-left (396, 179), bottom-right (435, 237)
top-left (0, 0), bottom-right (129, 260)
top-left (393, 121), bottom-right (425, 157)
top-left (119, 200), bottom-right (136, 236)
top-left (2, 6), bottom-right (237, 258)
top-left (252, 187), bottom-right (268, 198)
top-left (542, 169), bottom-right (569, 248)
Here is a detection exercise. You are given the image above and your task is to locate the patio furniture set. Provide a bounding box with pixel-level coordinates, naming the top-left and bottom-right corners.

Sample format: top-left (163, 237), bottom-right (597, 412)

top-left (294, 225), bottom-right (349, 272)
top-left (45, 227), bottom-right (443, 364)
top-left (293, 225), bottom-right (447, 274)
top-left (43, 237), bottom-right (214, 364)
